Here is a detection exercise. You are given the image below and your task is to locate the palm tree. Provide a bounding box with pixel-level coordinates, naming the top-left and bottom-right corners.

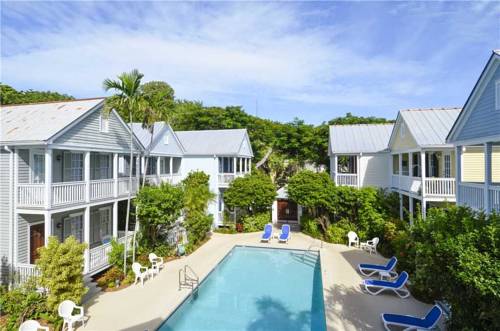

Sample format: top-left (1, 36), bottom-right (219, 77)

top-left (103, 69), bottom-right (144, 275)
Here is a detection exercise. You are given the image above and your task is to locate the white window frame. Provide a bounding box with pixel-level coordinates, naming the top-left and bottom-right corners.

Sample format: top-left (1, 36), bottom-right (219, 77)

top-left (63, 152), bottom-right (84, 182)
top-left (30, 149), bottom-right (45, 184)
top-left (100, 115), bottom-right (110, 133)
top-left (444, 153), bottom-right (451, 178)
top-left (62, 212), bottom-right (84, 243)
top-left (495, 80), bottom-right (500, 111)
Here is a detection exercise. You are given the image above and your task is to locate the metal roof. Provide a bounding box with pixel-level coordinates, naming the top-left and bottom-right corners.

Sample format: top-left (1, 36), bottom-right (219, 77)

top-left (131, 122), bottom-right (166, 148)
top-left (131, 122), bottom-right (184, 156)
top-left (329, 124), bottom-right (394, 154)
top-left (400, 108), bottom-right (461, 146)
top-left (1, 98), bottom-right (104, 143)
top-left (176, 129), bottom-right (252, 156)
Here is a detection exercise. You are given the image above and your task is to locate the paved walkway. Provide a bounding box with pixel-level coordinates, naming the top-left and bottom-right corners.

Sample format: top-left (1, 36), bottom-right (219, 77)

top-left (84, 232), bottom-right (431, 331)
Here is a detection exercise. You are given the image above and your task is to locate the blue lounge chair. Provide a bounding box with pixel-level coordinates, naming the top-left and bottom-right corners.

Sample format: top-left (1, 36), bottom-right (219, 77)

top-left (358, 256), bottom-right (398, 278)
top-left (381, 305), bottom-right (442, 330)
top-left (279, 224), bottom-right (290, 243)
top-left (261, 223), bottom-right (273, 242)
top-left (363, 271), bottom-right (410, 298)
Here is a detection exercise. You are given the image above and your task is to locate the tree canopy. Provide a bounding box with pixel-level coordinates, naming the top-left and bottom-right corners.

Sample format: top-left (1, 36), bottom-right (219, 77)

top-left (0, 83), bottom-right (73, 105)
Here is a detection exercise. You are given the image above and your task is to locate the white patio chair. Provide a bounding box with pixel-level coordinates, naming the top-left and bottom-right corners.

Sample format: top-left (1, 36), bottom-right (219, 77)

top-left (132, 262), bottom-right (149, 286)
top-left (149, 252), bottom-right (164, 276)
top-left (347, 231), bottom-right (359, 248)
top-left (19, 320), bottom-right (49, 331)
top-left (58, 300), bottom-right (85, 331)
top-left (361, 237), bottom-right (379, 255)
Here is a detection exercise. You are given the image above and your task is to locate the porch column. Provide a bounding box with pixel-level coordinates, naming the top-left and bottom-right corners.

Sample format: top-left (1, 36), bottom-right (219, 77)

top-left (113, 153), bottom-right (118, 197)
top-left (44, 148), bottom-right (52, 209)
top-left (249, 159), bottom-right (252, 173)
top-left (112, 201), bottom-right (118, 238)
top-left (84, 151), bottom-right (90, 203)
top-left (240, 158), bottom-right (243, 174)
top-left (333, 154), bottom-right (338, 184)
top-left (421, 151), bottom-right (427, 219)
top-left (356, 154), bottom-right (361, 188)
top-left (136, 155), bottom-right (140, 190)
top-left (141, 156), bottom-right (145, 176)
top-left (409, 198), bottom-right (414, 225)
top-left (44, 211), bottom-right (52, 246)
top-left (409, 152), bottom-right (413, 178)
top-left (169, 157), bottom-right (173, 179)
top-left (233, 157), bottom-right (237, 176)
top-left (484, 142), bottom-right (492, 213)
top-left (456, 146), bottom-right (462, 204)
top-left (156, 156), bottom-right (161, 182)
top-left (83, 206), bottom-right (90, 273)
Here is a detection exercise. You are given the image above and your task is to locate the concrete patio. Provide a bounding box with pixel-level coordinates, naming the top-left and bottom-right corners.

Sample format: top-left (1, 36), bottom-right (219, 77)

top-left (84, 232), bottom-right (432, 331)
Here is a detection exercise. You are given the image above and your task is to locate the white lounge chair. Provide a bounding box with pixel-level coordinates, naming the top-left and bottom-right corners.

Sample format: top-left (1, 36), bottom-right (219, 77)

top-left (361, 237), bottom-right (379, 254)
top-left (363, 271), bottom-right (410, 298)
top-left (381, 305), bottom-right (442, 330)
top-left (149, 253), bottom-right (164, 276)
top-left (347, 231), bottom-right (359, 247)
top-left (58, 300), bottom-right (85, 331)
top-left (19, 320), bottom-right (49, 331)
top-left (132, 262), bottom-right (149, 286)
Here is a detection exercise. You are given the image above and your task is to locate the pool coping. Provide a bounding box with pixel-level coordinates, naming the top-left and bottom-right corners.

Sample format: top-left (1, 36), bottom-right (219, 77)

top-left (156, 244), bottom-right (327, 330)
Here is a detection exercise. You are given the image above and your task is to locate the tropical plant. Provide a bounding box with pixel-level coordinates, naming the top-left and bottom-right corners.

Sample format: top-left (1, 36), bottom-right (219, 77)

top-left (103, 69), bottom-right (144, 274)
top-left (0, 83), bottom-right (73, 105)
top-left (36, 236), bottom-right (87, 312)
top-left (241, 212), bottom-right (270, 232)
top-left (223, 171), bottom-right (276, 218)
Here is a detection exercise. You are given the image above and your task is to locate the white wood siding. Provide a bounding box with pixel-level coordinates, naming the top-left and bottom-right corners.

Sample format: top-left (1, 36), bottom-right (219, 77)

top-left (360, 153), bottom-right (391, 188)
top-left (0, 150), bottom-right (11, 283)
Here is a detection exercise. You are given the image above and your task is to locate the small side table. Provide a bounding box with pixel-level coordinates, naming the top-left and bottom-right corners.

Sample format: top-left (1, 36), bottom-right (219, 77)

top-left (379, 271), bottom-right (391, 280)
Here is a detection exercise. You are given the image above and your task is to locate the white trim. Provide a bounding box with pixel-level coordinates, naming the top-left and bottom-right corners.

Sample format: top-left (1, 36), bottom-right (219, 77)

top-left (495, 80), bottom-right (500, 111)
top-left (29, 149), bottom-right (45, 184)
top-left (99, 114), bottom-right (110, 133)
top-left (450, 134), bottom-right (500, 147)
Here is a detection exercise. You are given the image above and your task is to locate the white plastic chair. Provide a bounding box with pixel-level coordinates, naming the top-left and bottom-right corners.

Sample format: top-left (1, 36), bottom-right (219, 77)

top-left (132, 262), bottom-right (149, 286)
top-left (58, 300), bottom-right (85, 331)
top-left (361, 237), bottom-right (379, 255)
top-left (148, 253), bottom-right (164, 276)
top-left (347, 231), bottom-right (359, 248)
top-left (19, 320), bottom-right (49, 331)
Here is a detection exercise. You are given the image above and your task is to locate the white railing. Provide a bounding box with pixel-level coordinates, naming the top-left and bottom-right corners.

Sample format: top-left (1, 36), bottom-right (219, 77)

top-left (218, 173), bottom-right (243, 185)
top-left (118, 177), bottom-right (138, 196)
top-left (336, 173), bottom-right (358, 187)
top-left (489, 185), bottom-right (500, 212)
top-left (160, 173), bottom-right (183, 185)
top-left (52, 181), bottom-right (86, 206)
top-left (89, 243), bottom-right (112, 273)
top-left (118, 232), bottom-right (134, 247)
top-left (391, 175), bottom-right (421, 194)
top-left (425, 178), bottom-right (456, 197)
top-left (15, 263), bottom-right (40, 284)
top-left (17, 184), bottom-right (45, 207)
top-left (459, 183), bottom-right (484, 210)
top-left (90, 179), bottom-right (114, 201)
top-left (145, 175), bottom-right (160, 186)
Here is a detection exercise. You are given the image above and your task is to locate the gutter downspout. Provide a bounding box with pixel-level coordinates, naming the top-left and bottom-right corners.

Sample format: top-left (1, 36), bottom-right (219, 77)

top-left (4, 146), bottom-right (14, 288)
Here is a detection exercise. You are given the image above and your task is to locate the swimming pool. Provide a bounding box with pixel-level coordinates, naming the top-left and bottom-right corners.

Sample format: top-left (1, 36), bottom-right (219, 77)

top-left (158, 245), bottom-right (326, 331)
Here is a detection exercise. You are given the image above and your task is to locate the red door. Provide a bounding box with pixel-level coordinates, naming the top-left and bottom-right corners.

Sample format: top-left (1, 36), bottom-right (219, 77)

top-left (30, 223), bottom-right (45, 264)
top-left (277, 199), bottom-right (298, 221)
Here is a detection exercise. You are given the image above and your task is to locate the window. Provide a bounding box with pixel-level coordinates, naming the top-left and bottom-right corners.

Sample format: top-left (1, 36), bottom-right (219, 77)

top-left (63, 152), bottom-right (83, 181)
top-left (444, 154), bottom-right (451, 178)
top-left (412, 153), bottom-right (420, 177)
top-left (401, 153), bottom-right (409, 176)
top-left (496, 81), bottom-right (500, 110)
top-left (392, 155), bottom-right (400, 174)
top-left (146, 157), bottom-right (157, 175)
top-left (218, 157), bottom-right (234, 173)
top-left (91, 207), bottom-right (112, 246)
top-left (62, 213), bottom-right (83, 243)
top-left (32, 152), bottom-right (45, 183)
top-left (164, 135), bottom-right (169, 145)
top-left (100, 115), bottom-right (109, 133)
top-left (92, 153), bottom-right (111, 180)
top-left (120, 155), bottom-right (137, 176)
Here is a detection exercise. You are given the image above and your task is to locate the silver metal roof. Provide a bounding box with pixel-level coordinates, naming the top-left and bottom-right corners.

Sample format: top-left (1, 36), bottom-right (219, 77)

top-left (400, 108), bottom-right (461, 146)
top-left (176, 129), bottom-right (252, 156)
top-left (1, 98), bottom-right (104, 143)
top-left (329, 124), bottom-right (394, 154)
top-left (131, 122), bottom-right (184, 156)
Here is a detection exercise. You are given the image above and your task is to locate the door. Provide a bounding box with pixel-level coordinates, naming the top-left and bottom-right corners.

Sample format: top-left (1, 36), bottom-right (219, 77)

top-left (30, 223), bottom-right (45, 264)
top-left (277, 199), bottom-right (298, 221)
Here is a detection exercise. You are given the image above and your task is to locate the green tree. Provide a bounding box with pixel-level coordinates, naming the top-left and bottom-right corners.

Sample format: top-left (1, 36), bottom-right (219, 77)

top-left (103, 69), bottom-right (145, 274)
top-left (0, 83), bottom-right (73, 105)
top-left (224, 172), bottom-right (276, 216)
top-left (135, 183), bottom-right (184, 247)
top-left (36, 236), bottom-right (87, 312)
top-left (182, 171), bottom-right (215, 247)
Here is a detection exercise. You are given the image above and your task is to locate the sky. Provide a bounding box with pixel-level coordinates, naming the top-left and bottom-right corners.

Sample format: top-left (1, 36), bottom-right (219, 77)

top-left (1, 1), bottom-right (499, 124)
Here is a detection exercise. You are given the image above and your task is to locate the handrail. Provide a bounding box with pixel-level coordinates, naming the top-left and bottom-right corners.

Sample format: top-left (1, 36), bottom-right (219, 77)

top-left (302, 245), bottom-right (320, 260)
top-left (179, 264), bottom-right (199, 291)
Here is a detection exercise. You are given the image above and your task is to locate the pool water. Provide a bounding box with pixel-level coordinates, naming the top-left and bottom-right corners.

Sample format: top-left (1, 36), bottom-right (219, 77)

top-left (158, 246), bottom-right (326, 331)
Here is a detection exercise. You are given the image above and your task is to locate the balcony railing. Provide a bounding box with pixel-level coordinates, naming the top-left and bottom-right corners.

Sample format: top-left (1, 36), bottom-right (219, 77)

top-left (118, 177), bottom-right (138, 196)
top-left (489, 185), bottom-right (500, 212)
top-left (159, 173), bottom-right (182, 185)
top-left (336, 173), bottom-right (357, 187)
top-left (459, 182), bottom-right (484, 210)
top-left (218, 173), bottom-right (246, 186)
top-left (89, 242), bottom-right (113, 273)
top-left (17, 184), bottom-right (45, 207)
top-left (52, 181), bottom-right (86, 206)
top-left (15, 263), bottom-right (40, 284)
top-left (425, 178), bottom-right (455, 197)
top-left (90, 179), bottom-right (114, 201)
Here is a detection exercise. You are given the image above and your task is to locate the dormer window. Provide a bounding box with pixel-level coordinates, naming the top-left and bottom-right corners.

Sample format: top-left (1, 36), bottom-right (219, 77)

top-left (100, 115), bottom-right (109, 133)
top-left (164, 135), bottom-right (169, 145)
top-left (495, 80), bottom-right (500, 110)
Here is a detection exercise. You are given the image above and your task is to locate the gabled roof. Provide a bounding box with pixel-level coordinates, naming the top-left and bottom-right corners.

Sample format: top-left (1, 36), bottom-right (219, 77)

top-left (131, 122), bottom-right (185, 156)
top-left (1, 98), bottom-right (104, 144)
top-left (392, 108), bottom-right (461, 147)
top-left (447, 50), bottom-right (500, 143)
top-left (176, 129), bottom-right (253, 156)
top-left (329, 124), bottom-right (394, 154)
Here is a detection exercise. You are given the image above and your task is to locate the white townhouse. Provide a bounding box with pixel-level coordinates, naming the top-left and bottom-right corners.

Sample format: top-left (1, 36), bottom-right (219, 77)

top-left (388, 108), bottom-right (461, 219)
top-left (131, 124), bottom-right (254, 227)
top-left (447, 50), bottom-right (500, 213)
top-left (329, 124), bottom-right (394, 188)
top-left (0, 99), bottom-right (143, 284)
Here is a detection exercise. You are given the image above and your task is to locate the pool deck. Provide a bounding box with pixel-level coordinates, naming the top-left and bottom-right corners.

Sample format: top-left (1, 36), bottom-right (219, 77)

top-left (84, 232), bottom-right (432, 331)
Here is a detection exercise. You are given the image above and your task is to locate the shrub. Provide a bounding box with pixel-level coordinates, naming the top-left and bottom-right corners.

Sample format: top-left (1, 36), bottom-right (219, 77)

top-left (97, 266), bottom-right (124, 288)
top-left (325, 219), bottom-right (358, 244)
top-left (37, 236), bottom-right (87, 312)
top-left (0, 284), bottom-right (49, 330)
top-left (108, 238), bottom-right (127, 271)
top-left (300, 215), bottom-right (322, 239)
top-left (241, 212), bottom-right (270, 232)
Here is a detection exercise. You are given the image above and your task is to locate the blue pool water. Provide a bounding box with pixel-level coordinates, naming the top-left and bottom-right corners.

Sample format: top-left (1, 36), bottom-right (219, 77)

top-left (158, 246), bottom-right (326, 331)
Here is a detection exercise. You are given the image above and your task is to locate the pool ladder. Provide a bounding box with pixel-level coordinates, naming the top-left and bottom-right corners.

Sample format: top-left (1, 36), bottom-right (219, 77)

top-left (179, 264), bottom-right (199, 292)
top-left (302, 245), bottom-right (320, 261)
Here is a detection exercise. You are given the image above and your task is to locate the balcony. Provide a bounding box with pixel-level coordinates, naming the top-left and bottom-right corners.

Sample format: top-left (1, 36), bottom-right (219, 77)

top-left (336, 173), bottom-right (358, 187)
top-left (218, 173), bottom-right (245, 187)
top-left (392, 175), bottom-right (456, 198)
top-left (459, 183), bottom-right (500, 212)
